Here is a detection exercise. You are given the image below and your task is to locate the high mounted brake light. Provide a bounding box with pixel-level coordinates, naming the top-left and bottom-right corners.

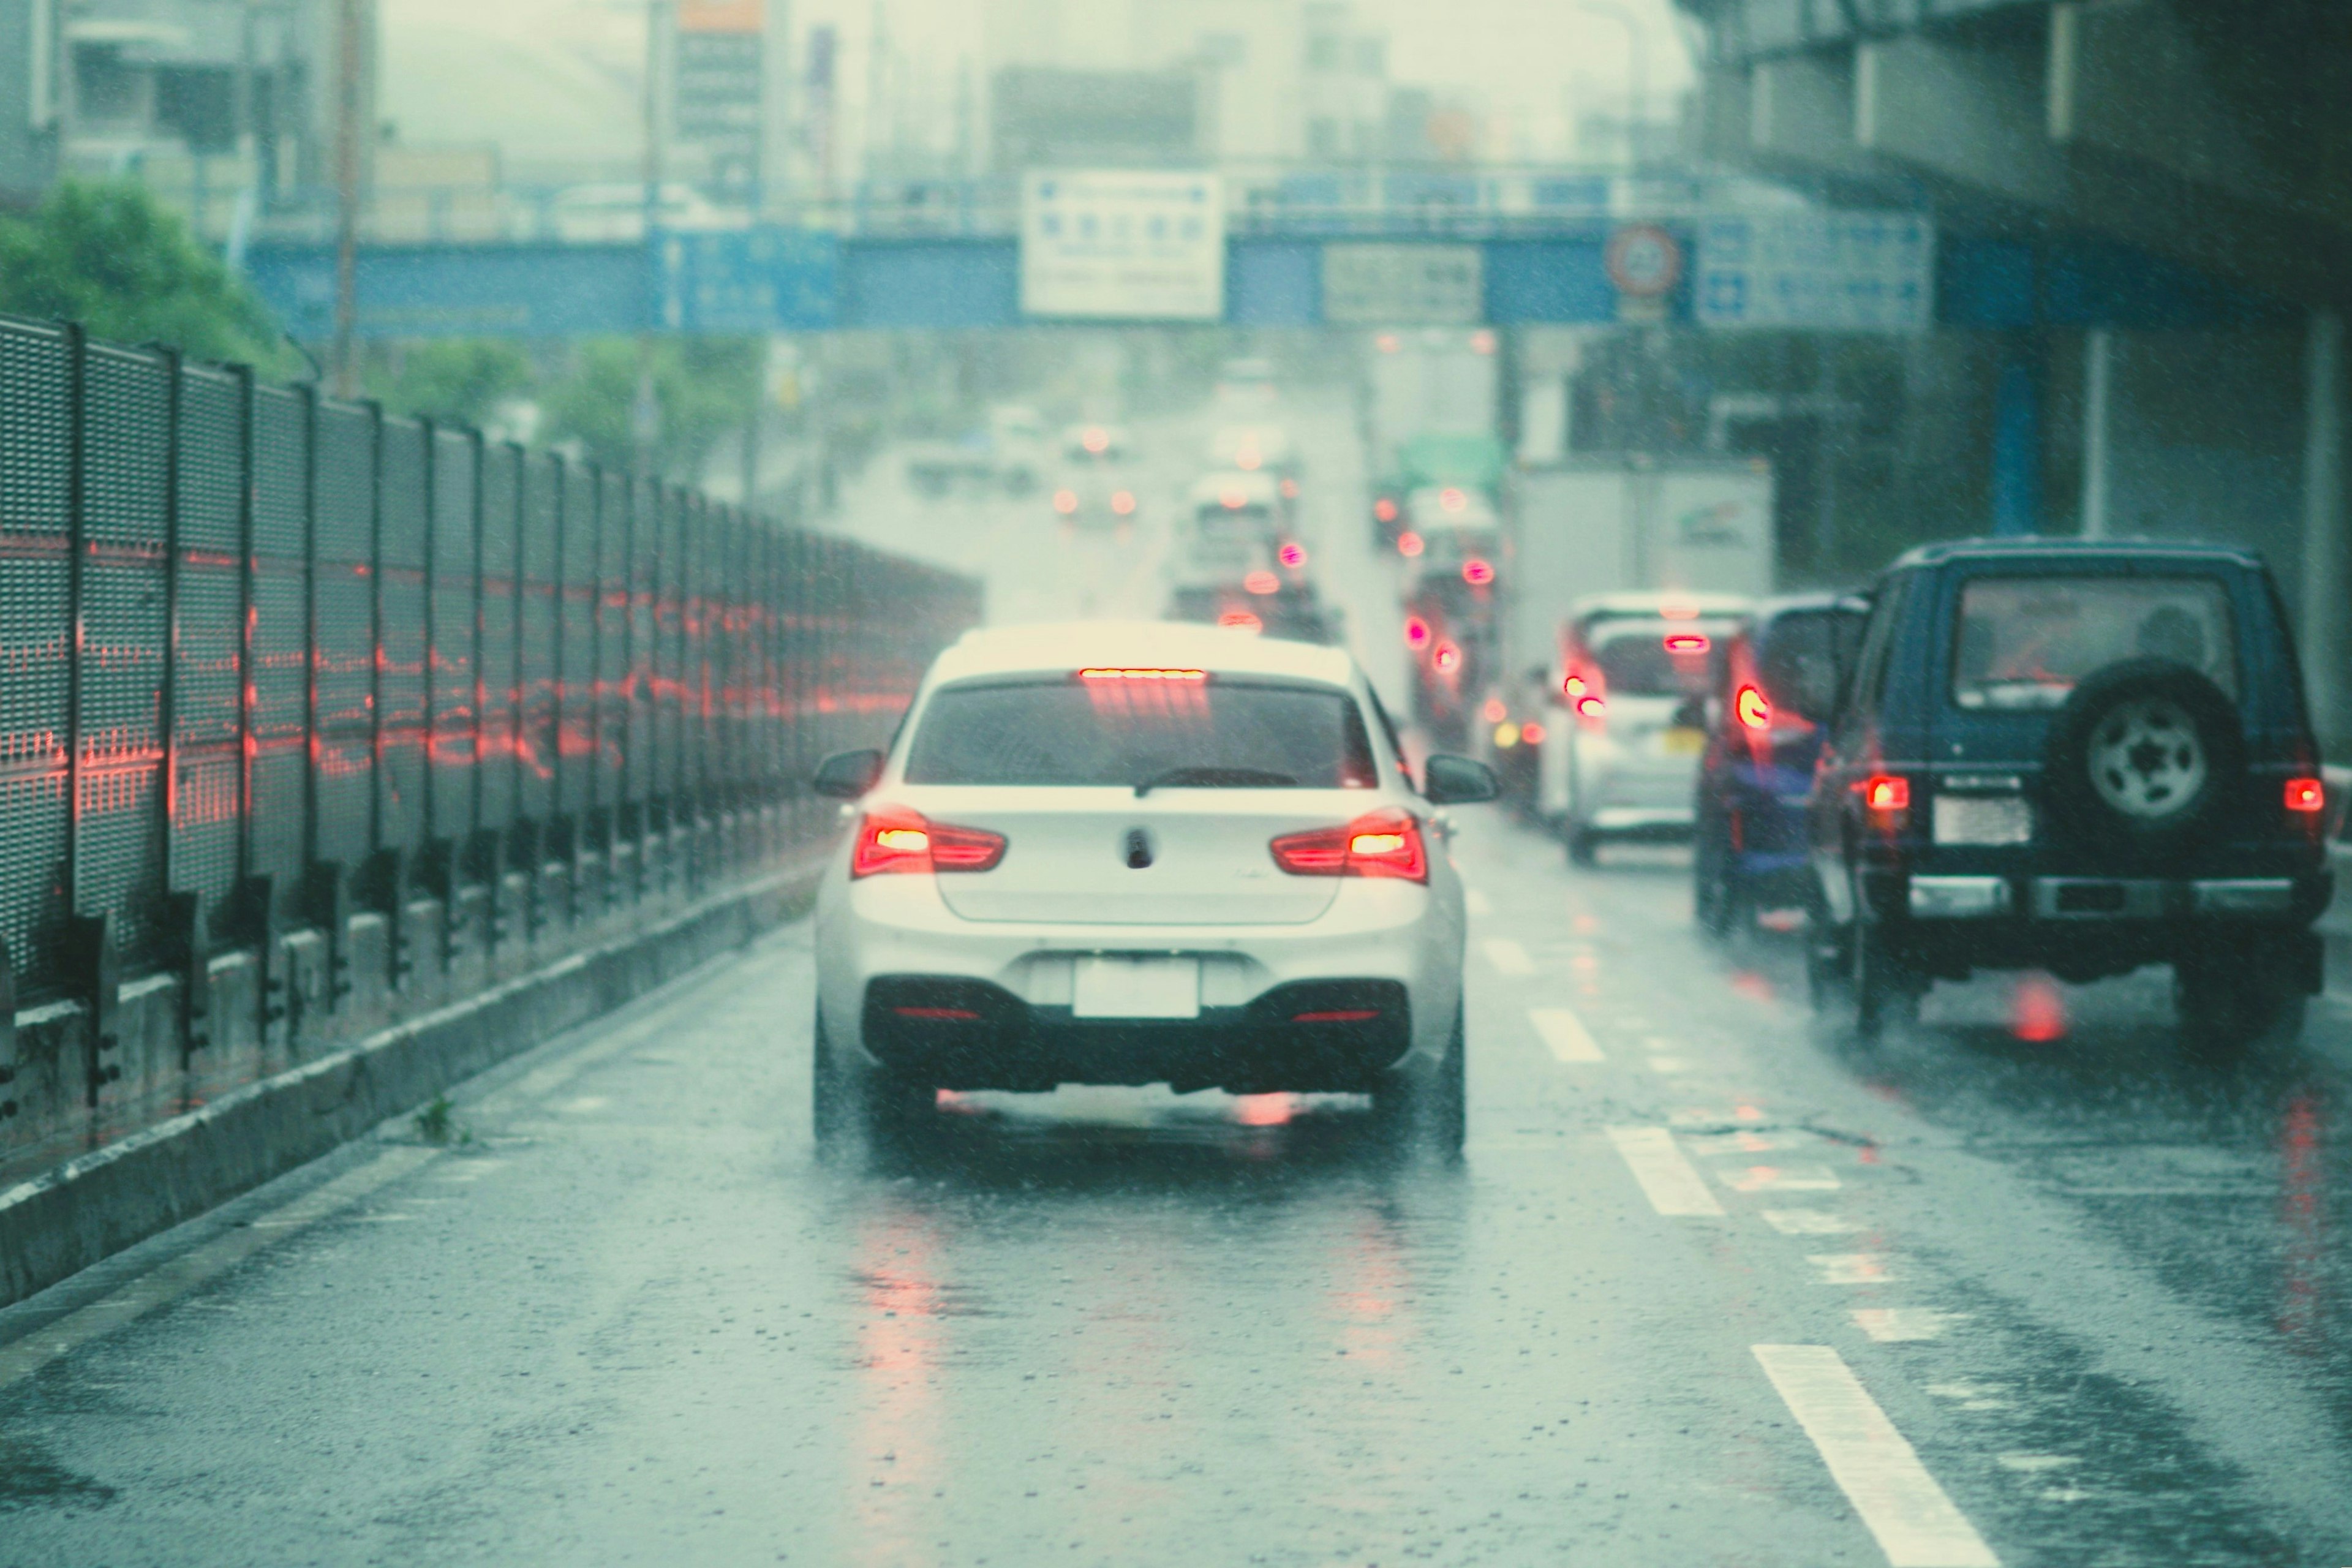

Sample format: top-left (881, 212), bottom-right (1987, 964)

top-left (1078, 668), bottom-right (1208, 683)
top-left (1268, 810), bottom-right (1428, 884)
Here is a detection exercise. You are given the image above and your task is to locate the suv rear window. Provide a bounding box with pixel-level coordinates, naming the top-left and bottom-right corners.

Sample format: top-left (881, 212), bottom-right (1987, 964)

top-left (1951, 576), bottom-right (2238, 710)
top-left (904, 678), bottom-right (1379, 789)
top-left (1584, 619), bottom-right (1740, 697)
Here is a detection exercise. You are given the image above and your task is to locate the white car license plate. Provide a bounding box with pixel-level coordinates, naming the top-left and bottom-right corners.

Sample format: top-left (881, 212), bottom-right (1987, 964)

top-left (1072, 956), bottom-right (1200, 1020)
top-left (1933, 794), bottom-right (2033, 846)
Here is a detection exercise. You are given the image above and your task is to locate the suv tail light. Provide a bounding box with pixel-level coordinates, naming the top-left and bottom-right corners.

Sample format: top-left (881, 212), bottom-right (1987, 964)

top-left (851, 806), bottom-right (1008, 878)
top-left (1860, 774), bottom-right (1911, 815)
top-left (2285, 777), bottom-right (2326, 815)
top-left (1268, 810), bottom-right (1429, 884)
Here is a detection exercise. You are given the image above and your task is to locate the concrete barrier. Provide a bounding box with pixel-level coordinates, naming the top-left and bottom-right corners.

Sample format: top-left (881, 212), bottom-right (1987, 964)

top-left (0, 859), bottom-right (823, 1311)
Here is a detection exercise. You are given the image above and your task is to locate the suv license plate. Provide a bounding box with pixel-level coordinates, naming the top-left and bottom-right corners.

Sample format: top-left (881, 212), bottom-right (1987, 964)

top-left (1934, 795), bottom-right (2033, 846)
top-left (1073, 956), bottom-right (1200, 1020)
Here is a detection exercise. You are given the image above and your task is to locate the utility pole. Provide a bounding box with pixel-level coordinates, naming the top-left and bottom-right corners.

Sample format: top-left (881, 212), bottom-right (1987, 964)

top-left (331, 0), bottom-right (365, 398)
top-left (636, 0), bottom-right (669, 476)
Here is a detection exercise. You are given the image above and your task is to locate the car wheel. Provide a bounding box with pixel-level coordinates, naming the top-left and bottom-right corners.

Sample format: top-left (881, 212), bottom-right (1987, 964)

top-left (1851, 921), bottom-right (1920, 1043)
top-left (1567, 825), bottom-right (1600, 868)
top-left (2176, 952), bottom-right (2308, 1057)
top-left (1374, 1004), bottom-right (1465, 1156)
top-left (1803, 887), bottom-right (1850, 1015)
top-left (814, 1011), bottom-right (933, 1158)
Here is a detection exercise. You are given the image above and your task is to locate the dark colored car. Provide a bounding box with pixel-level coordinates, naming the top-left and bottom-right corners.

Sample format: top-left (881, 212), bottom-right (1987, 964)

top-left (1692, 594), bottom-right (1869, 935)
top-left (1806, 539), bottom-right (2333, 1048)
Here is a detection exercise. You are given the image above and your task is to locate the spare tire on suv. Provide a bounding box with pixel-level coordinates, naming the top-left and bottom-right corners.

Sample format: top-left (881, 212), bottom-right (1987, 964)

top-left (2041, 658), bottom-right (2244, 857)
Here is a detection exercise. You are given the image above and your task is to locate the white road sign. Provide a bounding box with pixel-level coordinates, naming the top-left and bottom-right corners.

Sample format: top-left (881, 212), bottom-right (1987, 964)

top-left (1021, 171), bottom-right (1226, 321)
top-left (1696, 213), bottom-right (1934, 333)
top-left (1322, 244), bottom-right (1483, 324)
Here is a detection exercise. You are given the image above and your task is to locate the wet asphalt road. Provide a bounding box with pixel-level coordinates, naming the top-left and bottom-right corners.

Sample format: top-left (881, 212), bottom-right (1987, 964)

top-left (4, 817), bottom-right (2351, 1566)
top-left (6, 396), bottom-right (2352, 1565)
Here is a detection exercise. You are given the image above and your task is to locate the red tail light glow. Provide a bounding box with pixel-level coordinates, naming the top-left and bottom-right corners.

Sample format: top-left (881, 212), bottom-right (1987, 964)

top-left (1462, 558), bottom-right (1495, 586)
top-left (1278, 541), bottom-right (1307, 568)
top-left (1053, 489), bottom-right (1078, 514)
top-left (1376, 333), bottom-right (1401, 353)
top-left (1403, 616), bottom-right (1431, 650)
top-left (1079, 668), bottom-right (1208, 682)
top-left (1482, 698), bottom-right (1509, 723)
top-left (1082, 427), bottom-right (1109, 453)
top-left (1244, 570), bottom-right (1281, 595)
top-left (1575, 695), bottom-right (1607, 722)
top-left (894, 1006), bottom-right (980, 1022)
top-left (1221, 489), bottom-right (1248, 510)
top-left (1398, 531), bottom-right (1424, 558)
top-left (1374, 497), bottom-right (1399, 522)
top-left (1439, 487), bottom-right (1467, 512)
top-left (1470, 329), bottom-right (1497, 355)
top-left (1269, 810), bottom-right (1428, 883)
top-left (2286, 777), bottom-right (2326, 813)
top-left (1281, 478), bottom-right (1300, 499)
top-left (1292, 1008), bottom-right (1380, 1024)
top-left (853, 806), bottom-right (1008, 879)
top-left (1219, 609), bottom-right (1264, 632)
top-left (1432, 641), bottom-right (1462, 673)
top-left (1664, 633), bottom-right (1711, 654)
top-left (1861, 774), bottom-right (1911, 814)
top-left (1520, 721), bottom-right (1547, 745)
top-left (1735, 684), bottom-right (1773, 731)
top-left (1111, 490), bottom-right (1137, 515)
top-left (1562, 674), bottom-right (1588, 699)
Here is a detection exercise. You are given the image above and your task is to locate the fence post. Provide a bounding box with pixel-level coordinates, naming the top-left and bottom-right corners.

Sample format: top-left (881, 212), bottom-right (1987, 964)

top-left (155, 347), bottom-right (209, 1069)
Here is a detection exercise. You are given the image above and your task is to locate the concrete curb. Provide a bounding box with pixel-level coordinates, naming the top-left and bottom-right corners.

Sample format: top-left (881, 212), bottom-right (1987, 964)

top-left (0, 864), bottom-right (822, 1311)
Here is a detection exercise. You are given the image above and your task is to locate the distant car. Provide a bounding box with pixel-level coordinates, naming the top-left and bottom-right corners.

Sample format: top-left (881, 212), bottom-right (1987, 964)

top-left (1166, 583), bottom-right (1344, 646)
top-left (1398, 486), bottom-right (1501, 581)
top-left (1554, 593), bottom-right (1754, 865)
top-left (1692, 595), bottom-right (1869, 936)
top-left (1183, 470), bottom-right (1285, 580)
top-left (1206, 424), bottom-right (1300, 480)
top-left (1062, 423), bottom-right (1134, 462)
top-left (1047, 473), bottom-right (1142, 527)
top-left (809, 622), bottom-right (1499, 1152)
top-left (1805, 538), bottom-right (2333, 1048)
top-left (545, 182), bottom-right (745, 242)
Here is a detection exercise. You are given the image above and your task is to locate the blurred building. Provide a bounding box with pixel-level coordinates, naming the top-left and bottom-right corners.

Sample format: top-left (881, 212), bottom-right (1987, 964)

top-left (988, 66), bottom-right (1202, 172)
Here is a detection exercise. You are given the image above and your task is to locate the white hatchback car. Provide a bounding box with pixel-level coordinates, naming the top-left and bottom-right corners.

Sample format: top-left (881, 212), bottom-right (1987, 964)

top-left (810, 622), bottom-right (1498, 1149)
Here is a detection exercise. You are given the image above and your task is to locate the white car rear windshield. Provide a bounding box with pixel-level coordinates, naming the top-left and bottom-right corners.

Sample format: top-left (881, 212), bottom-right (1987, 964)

top-left (1585, 619), bottom-right (1740, 698)
top-left (904, 678), bottom-right (1378, 790)
top-left (1952, 575), bottom-right (2238, 710)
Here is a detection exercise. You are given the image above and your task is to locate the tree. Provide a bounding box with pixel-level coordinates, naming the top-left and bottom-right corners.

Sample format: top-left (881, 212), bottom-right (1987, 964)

top-left (0, 181), bottom-right (284, 366)
top-left (371, 340), bottom-right (535, 428)
top-left (542, 336), bottom-right (760, 480)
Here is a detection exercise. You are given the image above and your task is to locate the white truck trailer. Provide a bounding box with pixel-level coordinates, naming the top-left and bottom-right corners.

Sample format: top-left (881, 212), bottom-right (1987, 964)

top-left (1496, 458), bottom-right (1778, 823)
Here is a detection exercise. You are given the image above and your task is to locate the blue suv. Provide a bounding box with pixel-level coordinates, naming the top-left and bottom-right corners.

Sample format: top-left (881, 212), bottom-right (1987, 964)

top-left (1807, 540), bottom-right (2332, 1049)
top-left (1693, 595), bottom-right (1869, 936)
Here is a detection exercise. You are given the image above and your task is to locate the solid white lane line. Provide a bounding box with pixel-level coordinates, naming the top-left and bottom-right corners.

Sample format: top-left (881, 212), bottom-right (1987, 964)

top-left (1606, 1127), bottom-right (1727, 1217)
top-left (1753, 1344), bottom-right (2001, 1568)
top-left (0, 1146), bottom-right (438, 1391)
top-left (1854, 1309), bottom-right (1971, 1344)
top-left (1529, 1006), bottom-right (1604, 1063)
top-left (1483, 937), bottom-right (1537, 976)
top-left (1464, 888), bottom-right (1493, 918)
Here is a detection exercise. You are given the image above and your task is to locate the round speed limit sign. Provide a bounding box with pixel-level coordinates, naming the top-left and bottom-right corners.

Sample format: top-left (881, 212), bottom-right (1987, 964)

top-left (1605, 225), bottom-right (1684, 300)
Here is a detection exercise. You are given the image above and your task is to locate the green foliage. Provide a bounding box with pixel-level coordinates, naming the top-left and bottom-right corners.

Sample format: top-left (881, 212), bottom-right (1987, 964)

top-left (371, 340), bottom-right (535, 428)
top-left (0, 181), bottom-right (284, 367)
top-left (542, 336), bottom-right (761, 478)
top-left (412, 1095), bottom-right (457, 1145)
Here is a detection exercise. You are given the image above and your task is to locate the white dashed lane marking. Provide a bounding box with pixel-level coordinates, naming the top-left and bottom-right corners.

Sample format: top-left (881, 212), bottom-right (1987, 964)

top-left (1606, 1127), bottom-right (1727, 1217)
top-left (1854, 1309), bottom-right (1972, 1343)
top-left (1763, 1209), bottom-right (1861, 1235)
top-left (1722, 1164), bottom-right (1844, 1193)
top-left (1463, 888), bottom-right (1493, 917)
top-left (1754, 1344), bottom-right (2002, 1567)
top-left (1528, 1006), bottom-right (1604, 1063)
top-left (1482, 937), bottom-right (1537, 976)
top-left (1809, 1253), bottom-right (1901, 1285)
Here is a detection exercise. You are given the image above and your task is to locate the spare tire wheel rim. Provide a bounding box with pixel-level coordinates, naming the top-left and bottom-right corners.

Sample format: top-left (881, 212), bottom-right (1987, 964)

top-left (2087, 695), bottom-right (2206, 821)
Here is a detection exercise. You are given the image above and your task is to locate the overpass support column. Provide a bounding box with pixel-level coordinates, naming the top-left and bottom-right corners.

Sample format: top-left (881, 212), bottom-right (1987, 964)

top-left (1992, 343), bottom-right (2043, 538)
top-left (2302, 312), bottom-right (2347, 755)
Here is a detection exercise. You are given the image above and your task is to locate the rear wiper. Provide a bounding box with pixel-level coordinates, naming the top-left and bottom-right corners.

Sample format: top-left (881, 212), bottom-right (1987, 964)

top-left (1133, 766), bottom-right (1298, 797)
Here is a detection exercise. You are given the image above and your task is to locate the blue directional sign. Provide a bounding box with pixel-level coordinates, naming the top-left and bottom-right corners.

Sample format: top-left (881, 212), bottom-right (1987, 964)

top-left (653, 226), bottom-right (840, 333)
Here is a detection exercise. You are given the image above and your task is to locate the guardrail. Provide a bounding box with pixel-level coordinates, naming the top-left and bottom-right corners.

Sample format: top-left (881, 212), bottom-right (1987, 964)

top-left (0, 314), bottom-right (980, 1181)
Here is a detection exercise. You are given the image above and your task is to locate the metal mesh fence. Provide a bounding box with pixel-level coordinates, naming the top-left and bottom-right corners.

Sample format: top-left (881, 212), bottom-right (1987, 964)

top-left (0, 314), bottom-right (978, 999)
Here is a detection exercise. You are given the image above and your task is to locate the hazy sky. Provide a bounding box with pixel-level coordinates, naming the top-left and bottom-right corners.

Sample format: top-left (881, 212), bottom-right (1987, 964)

top-left (381, 0), bottom-right (1695, 173)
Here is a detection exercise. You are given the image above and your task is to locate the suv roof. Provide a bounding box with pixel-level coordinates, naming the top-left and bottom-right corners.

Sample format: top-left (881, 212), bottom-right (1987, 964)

top-left (938, 620), bottom-right (1357, 687)
top-left (1570, 590), bottom-right (1754, 620)
top-left (1887, 537), bottom-right (2267, 572)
